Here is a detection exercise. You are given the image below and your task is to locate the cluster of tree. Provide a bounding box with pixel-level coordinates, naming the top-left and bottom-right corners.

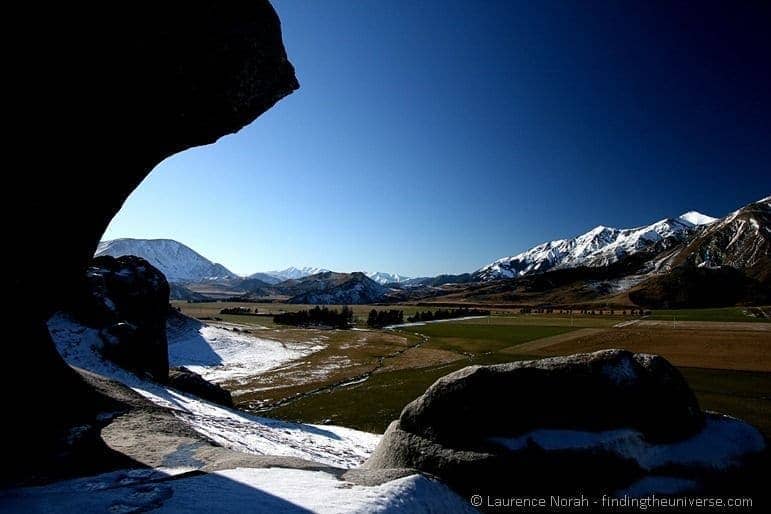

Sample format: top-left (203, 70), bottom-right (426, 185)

top-left (273, 306), bottom-right (353, 329)
top-left (366, 309), bottom-right (404, 328)
top-left (406, 307), bottom-right (490, 323)
top-left (220, 306), bottom-right (257, 315)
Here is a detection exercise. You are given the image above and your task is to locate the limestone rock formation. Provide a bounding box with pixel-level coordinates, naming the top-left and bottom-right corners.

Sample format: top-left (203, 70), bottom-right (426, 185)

top-left (366, 350), bottom-right (767, 498)
top-left (72, 255), bottom-right (170, 382)
top-left (7, 1), bottom-right (298, 478)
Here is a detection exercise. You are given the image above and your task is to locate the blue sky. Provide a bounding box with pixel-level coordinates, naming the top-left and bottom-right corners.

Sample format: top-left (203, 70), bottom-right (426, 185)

top-left (103, 0), bottom-right (771, 277)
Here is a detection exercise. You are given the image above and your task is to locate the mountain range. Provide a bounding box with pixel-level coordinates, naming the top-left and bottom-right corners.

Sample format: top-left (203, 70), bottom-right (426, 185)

top-left (96, 195), bottom-right (769, 307)
top-left (473, 211), bottom-right (717, 281)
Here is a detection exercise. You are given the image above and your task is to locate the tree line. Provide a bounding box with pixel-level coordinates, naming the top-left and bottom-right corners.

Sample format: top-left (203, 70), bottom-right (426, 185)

top-left (273, 306), bottom-right (353, 329)
top-left (366, 309), bottom-right (404, 328)
top-left (220, 306), bottom-right (258, 315)
top-left (407, 307), bottom-right (490, 323)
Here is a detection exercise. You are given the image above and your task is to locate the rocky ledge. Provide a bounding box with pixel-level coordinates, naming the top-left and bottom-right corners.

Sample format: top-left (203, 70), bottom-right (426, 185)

top-left (366, 349), bottom-right (767, 499)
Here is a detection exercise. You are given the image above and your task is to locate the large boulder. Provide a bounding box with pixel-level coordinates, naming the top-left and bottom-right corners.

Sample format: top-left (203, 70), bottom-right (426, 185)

top-left (366, 350), bottom-right (767, 498)
top-left (74, 255), bottom-right (170, 382)
top-left (169, 367), bottom-right (233, 407)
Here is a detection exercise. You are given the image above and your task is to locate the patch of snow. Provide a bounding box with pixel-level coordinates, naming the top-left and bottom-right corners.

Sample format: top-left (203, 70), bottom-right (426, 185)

top-left (48, 314), bottom-right (379, 469)
top-left (1, 467), bottom-right (475, 514)
top-left (677, 211), bottom-right (717, 226)
top-left (167, 321), bottom-right (323, 384)
top-left (489, 414), bottom-right (765, 471)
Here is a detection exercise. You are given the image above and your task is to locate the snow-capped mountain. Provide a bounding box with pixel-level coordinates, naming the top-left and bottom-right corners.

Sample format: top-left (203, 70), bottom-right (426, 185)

top-left (266, 266), bottom-right (330, 281)
top-left (366, 271), bottom-right (412, 285)
top-left (675, 196), bottom-right (770, 275)
top-left (96, 238), bottom-right (238, 283)
top-left (475, 211), bottom-right (716, 281)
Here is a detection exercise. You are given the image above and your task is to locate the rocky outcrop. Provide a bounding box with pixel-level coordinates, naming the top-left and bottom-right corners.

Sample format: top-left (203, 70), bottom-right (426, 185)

top-left (366, 350), bottom-right (767, 497)
top-left (169, 367), bottom-right (233, 407)
top-left (7, 1), bottom-right (297, 476)
top-left (70, 255), bottom-right (170, 381)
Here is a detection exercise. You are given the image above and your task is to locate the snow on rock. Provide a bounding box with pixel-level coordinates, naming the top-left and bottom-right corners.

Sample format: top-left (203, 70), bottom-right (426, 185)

top-left (167, 319), bottom-right (324, 384)
top-left (489, 414), bottom-right (765, 471)
top-left (48, 314), bottom-right (379, 469)
top-left (1, 467), bottom-right (476, 514)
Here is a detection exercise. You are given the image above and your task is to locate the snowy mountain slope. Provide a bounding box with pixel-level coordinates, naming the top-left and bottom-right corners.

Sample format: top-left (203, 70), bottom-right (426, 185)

top-left (96, 238), bottom-right (238, 283)
top-left (475, 211), bottom-right (716, 281)
top-left (366, 271), bottom-right (412, 285)
top-left (673, 195), bottom-right (770, 277)
top-left (267, 266), bottom-right (330, 281)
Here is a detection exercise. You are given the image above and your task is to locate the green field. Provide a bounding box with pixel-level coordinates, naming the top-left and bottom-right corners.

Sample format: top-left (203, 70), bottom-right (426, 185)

top-left (680, 367), bottom-right (771, 437)
top-left (410, 322), bottom-right (575, 354)
top-left (262, 319), bottom-right (575, 432)
top-left (648, 306), bottom-right (769, 322)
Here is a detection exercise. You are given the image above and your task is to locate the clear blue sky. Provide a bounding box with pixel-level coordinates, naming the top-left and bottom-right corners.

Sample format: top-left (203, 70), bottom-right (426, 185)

top-left (103, 0), bottom-right (771, 277)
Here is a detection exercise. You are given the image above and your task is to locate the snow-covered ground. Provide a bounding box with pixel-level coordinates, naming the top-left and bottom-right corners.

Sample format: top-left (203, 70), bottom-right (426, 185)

top-left (48, 314), bottom-right (377, 468)
top-left (1, 466), bottom-right (476, 514)
top-left (42, 313), bottom-right (477, 512)
top-left (166, 319), bottom-right (324, 384)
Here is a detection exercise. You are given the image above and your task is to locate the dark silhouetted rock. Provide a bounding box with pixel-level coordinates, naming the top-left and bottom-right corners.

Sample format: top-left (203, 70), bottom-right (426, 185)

top-left (7, 1), bottom-right (297, 475)
top-left (75, 255), bottom-right (170, 382)
top-left (366, 350), bottom-right (767, 498)
top-left (169, 367), bottom-right (233, 407)
top-left (399, 349), bottom-right (703, 445)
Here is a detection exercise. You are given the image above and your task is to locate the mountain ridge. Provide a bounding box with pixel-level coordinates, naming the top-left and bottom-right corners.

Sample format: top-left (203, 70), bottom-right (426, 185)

top-left (474, 211), bottom-right (717, 281)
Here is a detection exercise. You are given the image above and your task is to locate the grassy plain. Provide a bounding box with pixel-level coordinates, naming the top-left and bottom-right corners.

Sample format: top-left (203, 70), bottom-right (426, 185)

top-left (174, 302), bottom-right (771, 437)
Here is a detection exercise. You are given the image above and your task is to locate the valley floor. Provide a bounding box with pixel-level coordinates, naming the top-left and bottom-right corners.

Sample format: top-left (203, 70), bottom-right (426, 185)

top-left (171, 302), bottom-right (771, 438)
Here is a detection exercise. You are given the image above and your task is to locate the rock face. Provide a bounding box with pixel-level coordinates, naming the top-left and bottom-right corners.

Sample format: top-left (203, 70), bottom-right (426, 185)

top-left (168, 367), bottom-right (233, 407)
top-left (7, 1), bottom-right (298, 470)
top-left (74, 255), bottom-right (170, 382)
top-left (366, 350), bottom-right (767, 497)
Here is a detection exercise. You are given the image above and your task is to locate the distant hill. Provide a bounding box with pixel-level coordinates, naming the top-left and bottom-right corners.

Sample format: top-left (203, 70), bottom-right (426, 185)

top-left (265, 266), bottom-right (329, 281)
top-left (96, 239), bottom-right (238, 283)
top-left (283, 271), bottom-right (388, 304)
top-left (366, 271), bottom-right (412, 285)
